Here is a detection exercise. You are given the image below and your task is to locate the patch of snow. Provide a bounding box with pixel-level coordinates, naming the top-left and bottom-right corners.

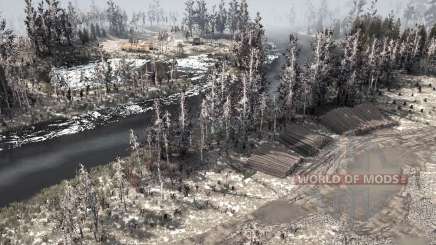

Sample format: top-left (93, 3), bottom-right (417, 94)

top-left (266, 54), bottom-right (279, 65)
top-left (125, 104), bottom-right (145, 114)
top-left (176, 54), bottom-right (216, 72)
top-left (53, 124), bottom-right (83, 137)
top-left (89, 111), bottom-right (101, 119)
top-left (52, 58), bottom-right (149, 90)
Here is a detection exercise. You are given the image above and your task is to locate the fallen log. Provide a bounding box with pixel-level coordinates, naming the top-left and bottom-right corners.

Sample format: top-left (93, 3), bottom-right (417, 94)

top-left (247, 149), bottom-right (302, 178)
top-left (279, 124), bottom-right (332, 156)
top-left (319, 103), bottom-right (395, 135)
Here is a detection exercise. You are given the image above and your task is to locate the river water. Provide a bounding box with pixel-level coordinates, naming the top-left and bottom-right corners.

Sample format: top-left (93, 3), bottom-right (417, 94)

top-left (0, 33), bottom-right (294, 207)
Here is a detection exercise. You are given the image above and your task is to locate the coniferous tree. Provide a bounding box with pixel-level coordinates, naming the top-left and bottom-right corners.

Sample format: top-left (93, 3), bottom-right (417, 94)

top-left (223, 95), bottom-right (232, 143)
top-left (278, 34), bottom-right (299, 122)
top-left (178, 92), bottom-right (190, 155)
top-left (77, 165), bottom-right (100, 242)
top-left (153, 99), bottom-right (164, 202)
top-left (216, 0), bottom-right (228, 34)
top-left (259, 93), bottom-right (267, 132)
top-left (228, 0), bottom-right (239, 35)
top-left (238, 74), bottom-right (249, 138)
top-left (338, 30), bottom-right (364, 105)
top-left (200, 99), bottom-right (208, 161)
top-left (59, 181), bottom-right (78, 244)
top-left (238, 0), bottom-right (249, 33)
top-left (425, 0), bottom-right (436, 26)
top-left (0, 15), bottom-right (16, 115)
top-left (311, 29), bottom-right (335, 106)
top-left (129, 129), bottom-right (140, 169)
top-left (195, 0), bottom-right (208, 36)
top-left (184, 0), bottom-right (195, 35)
top-left (163, 111), bottom-right (171, 167)
top-left (106, 0), bottom-right (127, 37)
top-left (113, 158), bottom-right (128, 210)
top-left (24, 0), bottom-right (74, 56)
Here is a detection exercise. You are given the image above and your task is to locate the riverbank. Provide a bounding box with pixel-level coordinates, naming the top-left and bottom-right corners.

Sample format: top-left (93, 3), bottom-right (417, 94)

top-left (0, 29), bottom-right (237, 149)
top-left (1, 73), bottom-right (435, 244)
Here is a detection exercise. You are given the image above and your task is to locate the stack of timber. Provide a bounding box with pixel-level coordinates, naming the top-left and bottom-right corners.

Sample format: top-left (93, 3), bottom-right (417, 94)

top-left (320, 103), bottom-right (396, 135)
top-left (279, 124), bottom-right (332, 157)
top-left (247, 146), bottom-right (302, 178)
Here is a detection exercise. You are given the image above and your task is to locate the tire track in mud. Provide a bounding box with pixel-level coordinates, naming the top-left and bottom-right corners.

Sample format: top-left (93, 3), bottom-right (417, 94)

top-left (281, 126), bottom-right (436, 242)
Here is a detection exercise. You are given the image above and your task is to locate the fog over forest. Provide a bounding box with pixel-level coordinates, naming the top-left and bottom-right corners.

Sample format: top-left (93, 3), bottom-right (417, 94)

top-left (0, 0), bottom-right (417, 33)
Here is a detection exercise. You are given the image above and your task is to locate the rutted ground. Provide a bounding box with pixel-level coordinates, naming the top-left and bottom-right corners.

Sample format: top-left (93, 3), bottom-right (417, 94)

top-left (197, 74), bottom-right (436, 245)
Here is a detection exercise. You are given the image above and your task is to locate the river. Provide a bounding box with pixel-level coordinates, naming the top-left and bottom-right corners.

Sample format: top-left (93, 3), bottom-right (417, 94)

top-left (0, 32), bottom-right (298, 207)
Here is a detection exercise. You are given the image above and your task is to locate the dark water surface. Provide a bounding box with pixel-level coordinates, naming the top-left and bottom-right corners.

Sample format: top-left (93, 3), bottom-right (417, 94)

top-left (0, 95), bottom-right (203, 207)
top-left (0, 33), bottom-right (292, 207)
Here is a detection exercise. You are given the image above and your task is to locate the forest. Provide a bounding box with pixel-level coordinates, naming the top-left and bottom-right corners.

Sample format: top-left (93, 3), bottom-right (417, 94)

top-left (0, 0), bottom-right (436, 244)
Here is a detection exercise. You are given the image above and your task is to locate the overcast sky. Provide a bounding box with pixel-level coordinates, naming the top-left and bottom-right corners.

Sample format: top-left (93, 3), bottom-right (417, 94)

top-left (0, 0), bottom-right (410, 32)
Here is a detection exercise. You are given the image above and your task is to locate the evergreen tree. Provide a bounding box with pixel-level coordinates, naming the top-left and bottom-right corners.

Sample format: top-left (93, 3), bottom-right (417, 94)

top-left (216, 0), bottom-right (228, 34)
top-left (153, 99), bottom-right (164, 202)
top-left (228, 0), bottom-right (240, 35)
top-left (178, 92), bottom-right (190, 155)
top-left (200, 99), bottom-right (209, 161)
top-left (77, 165), bottom-right (100, 241)
top-left (106, 0), bottom-right (127, 37)
top-left (238, 0), bottom-right (249, 33)
top-left (195, 0), bottom-right (208, 36)
top-left (278, 34), bottom-right (299, 122)
top-left (113, 158), bottom-right (128, 210)
top-left (0, 15), bottom-right (16, 115)
top-left (337, 30), bottom-right (364, 106)
top-left (311, 29), bottom-right (335, 106)
top-left (25, 0), bottom-right (74, 56)
top-left (425, 0), bottom-right (436, 26)
top-left (223, 95), bottom-right (232, 142)
top-left (59, 181), bottom-right (78, 244)
top-left (129, 129), bottom-right (140, 169)
top-left (184, 0), bottom-right (195, 35)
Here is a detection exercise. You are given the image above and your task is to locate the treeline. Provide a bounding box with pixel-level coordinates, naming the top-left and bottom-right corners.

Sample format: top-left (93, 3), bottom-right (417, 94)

top-left (278, 14), bottom-right (436, 120)
top-left (0, 15), bottom-right (33, 116)
top-left (183, 0), bottom-right (251, 37)
top-left (24, 0), bottom-right (129, 58)
top-left (302, 0), bottom-right (436, 38)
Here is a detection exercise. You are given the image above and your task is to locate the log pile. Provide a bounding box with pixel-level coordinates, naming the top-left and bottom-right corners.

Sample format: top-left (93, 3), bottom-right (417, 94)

top-left (247, 148), bottom-right (301, 178)
top-left (320, 103), bottom-right (396, 135)
top-left (279, 124), bottom-right (332, 156)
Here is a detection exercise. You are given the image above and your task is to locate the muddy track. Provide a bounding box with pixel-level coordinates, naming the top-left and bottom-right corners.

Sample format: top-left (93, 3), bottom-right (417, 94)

top-left (193, 125), bottom-right (436, 244)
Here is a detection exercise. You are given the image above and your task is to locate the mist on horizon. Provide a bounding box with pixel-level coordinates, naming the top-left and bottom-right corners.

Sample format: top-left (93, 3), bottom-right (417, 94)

top-left (0, 0), bottom-right (417, 34)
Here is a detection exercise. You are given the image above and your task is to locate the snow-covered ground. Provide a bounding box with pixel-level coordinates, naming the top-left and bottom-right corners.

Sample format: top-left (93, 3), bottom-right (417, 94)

top-left (0, 54), bottom-right (221, 151)
top-left (176, 54), bottom-right (217, 74)
top-left (0, 155), bottom-right (297, 244)
top-left (52, 55), bottom-right (217, 91)
top-left (0, 81), bottom-right (207, 151)
top-left (52, 58), bottom-right (149, 90)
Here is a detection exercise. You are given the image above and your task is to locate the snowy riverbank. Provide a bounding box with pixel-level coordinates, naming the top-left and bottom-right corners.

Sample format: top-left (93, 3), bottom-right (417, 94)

top-left (0, 54), bottom-right (221, 152)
